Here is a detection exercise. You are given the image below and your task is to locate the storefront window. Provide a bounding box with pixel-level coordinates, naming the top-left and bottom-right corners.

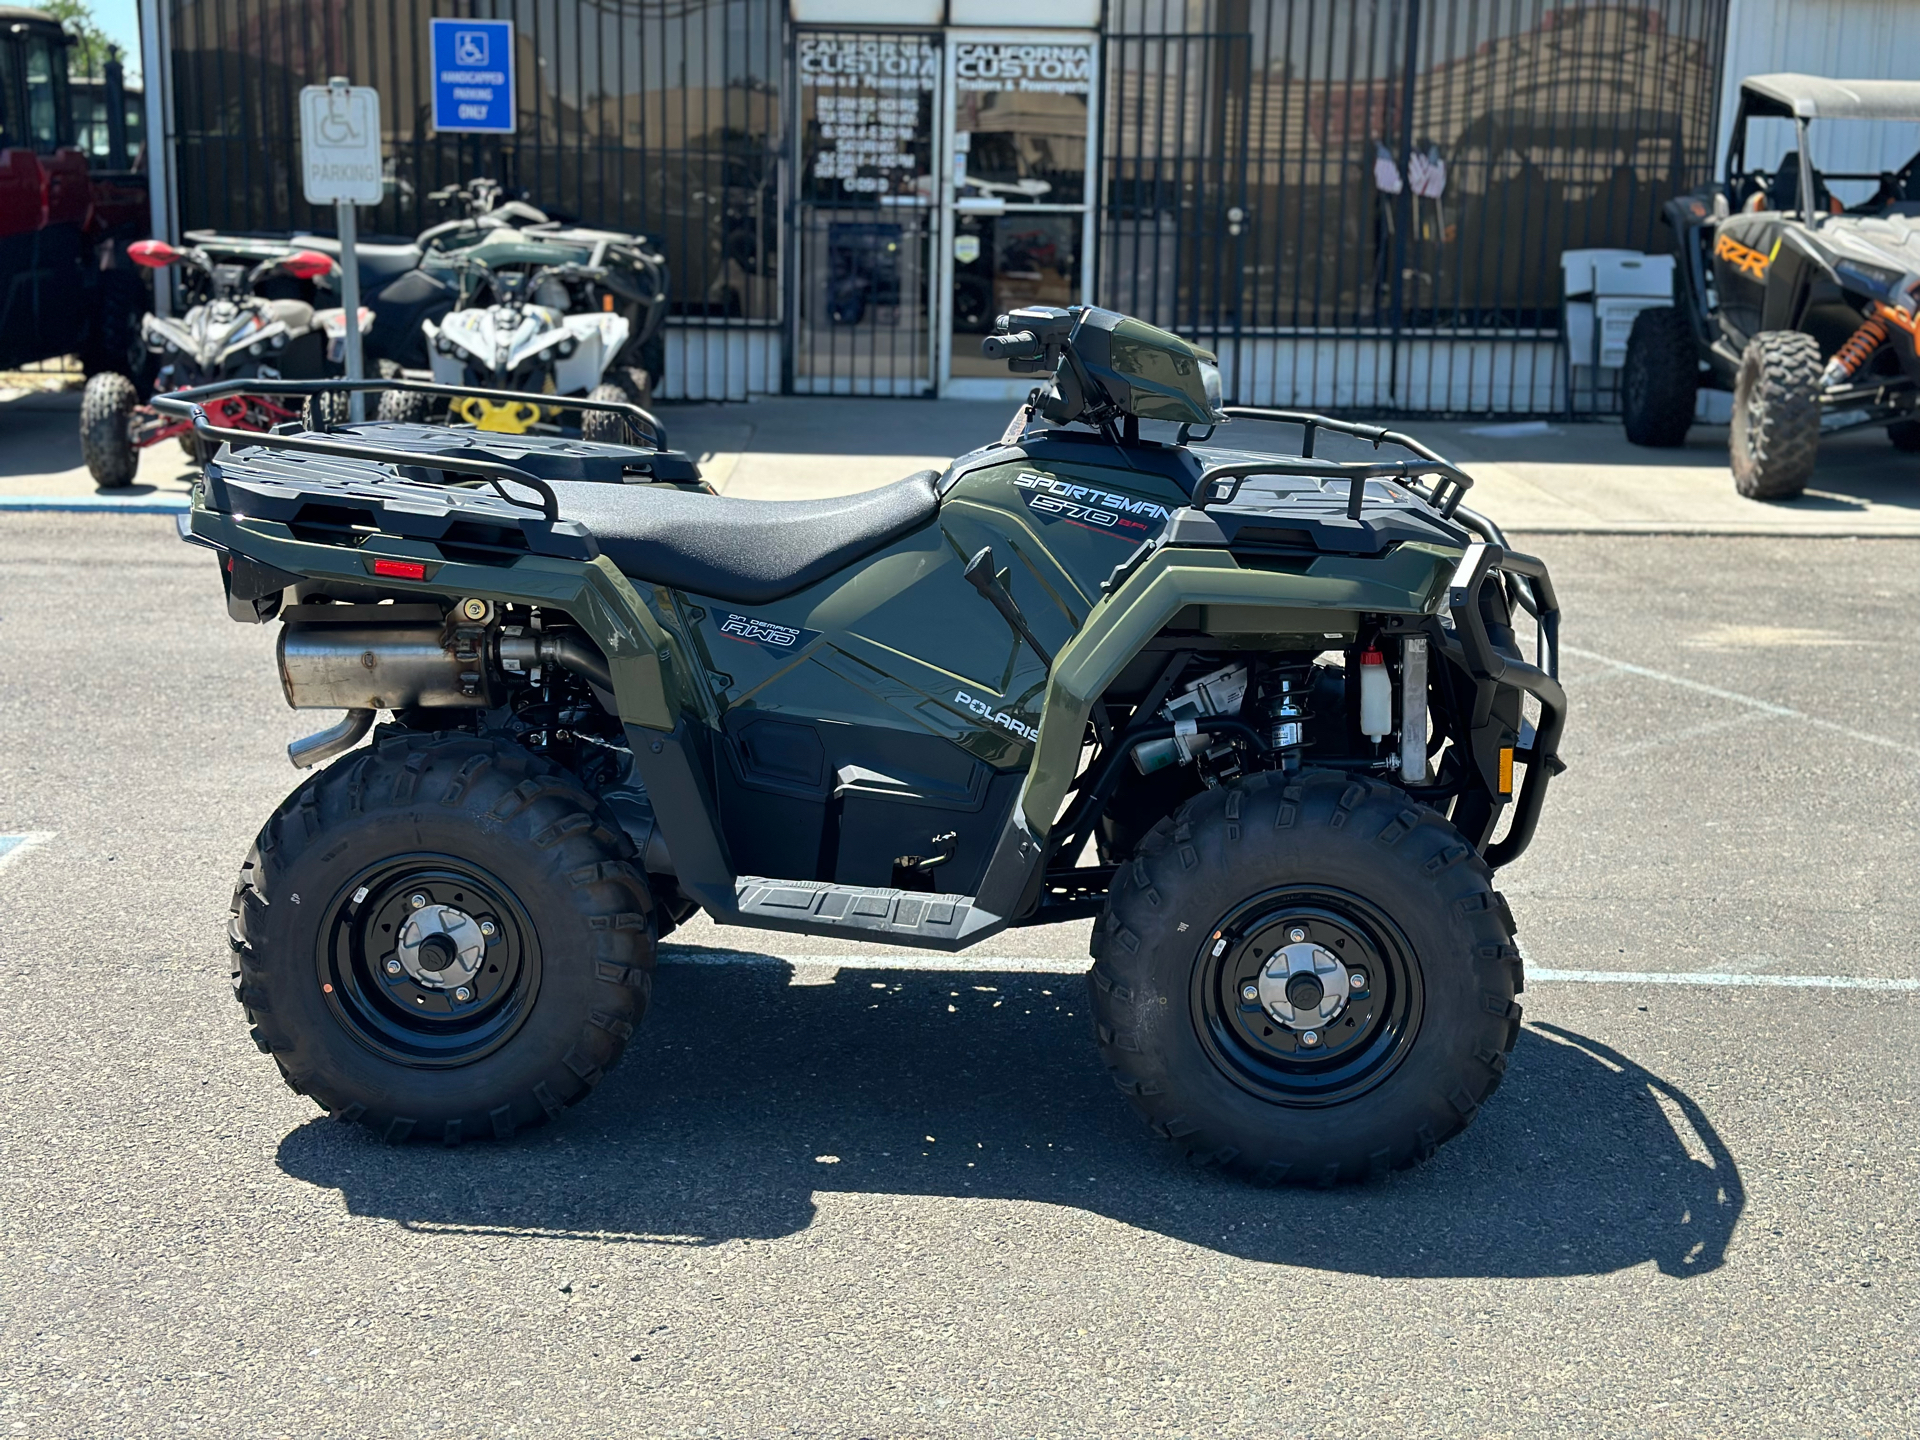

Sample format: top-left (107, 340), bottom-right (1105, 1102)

top-left (953, 41), bottom-right (1091, 206)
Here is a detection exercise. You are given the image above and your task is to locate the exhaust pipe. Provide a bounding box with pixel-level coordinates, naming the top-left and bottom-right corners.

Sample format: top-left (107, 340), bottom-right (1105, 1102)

top-left (288, 707), bottom-right (375, 769)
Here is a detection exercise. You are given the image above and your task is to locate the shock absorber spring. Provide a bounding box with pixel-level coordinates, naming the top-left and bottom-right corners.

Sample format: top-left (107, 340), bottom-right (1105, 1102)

top-left (1822, 313), bottom-right (1892, 389)
top-left (1263, 665), bottom-right (1314, 773)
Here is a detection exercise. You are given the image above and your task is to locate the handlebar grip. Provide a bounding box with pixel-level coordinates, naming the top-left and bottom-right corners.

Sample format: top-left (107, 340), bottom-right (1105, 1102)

top-left (981, 330), bottom-right (1039, 360)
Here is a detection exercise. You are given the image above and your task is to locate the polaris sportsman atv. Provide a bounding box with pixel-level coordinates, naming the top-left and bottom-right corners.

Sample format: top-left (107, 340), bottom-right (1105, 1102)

top-left (78, 238), bottom-right (368, 487)
top-left (377, 243), bottom-right (638, 441)
top-left (170, 305), bottom-right (1565, 1185)
top-left (1625, 73), bottom-right (1920, 498)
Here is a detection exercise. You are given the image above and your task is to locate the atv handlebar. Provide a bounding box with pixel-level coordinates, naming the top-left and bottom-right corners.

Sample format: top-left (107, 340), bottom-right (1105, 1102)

top-left (151, 375), bottom-right (669, 452)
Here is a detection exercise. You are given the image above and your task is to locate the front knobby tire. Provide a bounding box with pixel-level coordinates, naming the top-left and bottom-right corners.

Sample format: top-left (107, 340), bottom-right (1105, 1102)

top-left (1730, 331), bottom-right (1821, 499)
top-left (79, 370), bottom-right (139, 487)
top-left (579, 381), bottom-right (634, 445)
top-left (1621, 307), bottom-right (1698, 447)
top-left (1089, 771), bottom-right (1523, 1186)
top-left (229, 730), bottom-right (654, 1143)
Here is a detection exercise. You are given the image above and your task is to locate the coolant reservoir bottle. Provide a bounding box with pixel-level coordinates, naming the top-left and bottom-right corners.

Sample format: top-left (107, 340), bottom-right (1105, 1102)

top-left (1359, 646), bottom-right (1392, 742)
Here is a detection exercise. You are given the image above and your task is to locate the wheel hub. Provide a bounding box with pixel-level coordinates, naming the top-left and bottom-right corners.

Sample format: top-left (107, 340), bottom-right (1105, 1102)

top-left (1256, 941), bottom-right (1350, 1029)
top-left (394, 903), bottom-right (485, 990)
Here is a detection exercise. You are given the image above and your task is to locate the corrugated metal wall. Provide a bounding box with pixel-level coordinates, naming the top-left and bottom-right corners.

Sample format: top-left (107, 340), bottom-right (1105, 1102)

top-left (1718, 0), bottom-right (1920, 196)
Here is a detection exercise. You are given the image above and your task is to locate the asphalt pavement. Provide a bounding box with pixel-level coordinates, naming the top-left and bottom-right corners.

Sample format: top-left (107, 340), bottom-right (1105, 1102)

top-left (0, 513), bottom-right (1914, 1438)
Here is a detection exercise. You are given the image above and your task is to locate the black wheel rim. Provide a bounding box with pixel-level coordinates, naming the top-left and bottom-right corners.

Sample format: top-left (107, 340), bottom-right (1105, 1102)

top-left (317, 854), bottom-right (542, 1068)
top-left (1189, 886), bottom-right (1425, 1107)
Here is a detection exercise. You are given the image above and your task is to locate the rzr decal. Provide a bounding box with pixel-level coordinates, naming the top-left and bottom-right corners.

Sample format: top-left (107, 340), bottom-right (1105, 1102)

top-left (954, 689), bottom-right (1038, 743)
top-left (1714, 232), bottom-right (1770, 280)
top-left (717, 612), bottom-right (819, 650)
top-left (1013, 471), bottom-right (1171, 541)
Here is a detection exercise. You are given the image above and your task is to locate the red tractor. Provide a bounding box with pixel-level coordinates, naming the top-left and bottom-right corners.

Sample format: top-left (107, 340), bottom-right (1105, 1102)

top-left (0, 6), bottom-right (148, 379)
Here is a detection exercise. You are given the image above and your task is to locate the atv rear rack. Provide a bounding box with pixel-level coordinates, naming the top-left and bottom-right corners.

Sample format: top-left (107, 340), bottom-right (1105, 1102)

top-left (151, 373), bottom-right (670, 451)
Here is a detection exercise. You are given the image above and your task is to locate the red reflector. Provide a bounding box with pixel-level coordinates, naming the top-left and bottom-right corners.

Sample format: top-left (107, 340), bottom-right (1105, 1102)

top-left (372, 558), bottom-right (428, 580)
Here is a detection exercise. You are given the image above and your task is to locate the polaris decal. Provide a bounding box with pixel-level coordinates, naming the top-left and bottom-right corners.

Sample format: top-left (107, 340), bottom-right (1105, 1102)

top-left (954, 689), bottom-right (1038, 743)
top-left (718, 612), bottom-right (819, 650)
top-left (1013, 471), bottom-right (1170, 540)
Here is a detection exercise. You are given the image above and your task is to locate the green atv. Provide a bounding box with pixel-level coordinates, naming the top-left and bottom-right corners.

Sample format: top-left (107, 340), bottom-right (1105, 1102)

top-left (168, 306), bottom-right (1565, 1184)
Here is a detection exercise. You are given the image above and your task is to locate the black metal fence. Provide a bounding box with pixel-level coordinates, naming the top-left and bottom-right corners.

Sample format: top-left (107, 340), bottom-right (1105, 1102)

top-left (163, 0), bottom-right (1729, 411)
top-left (166, 0), bottom-right (783, 394)
top-left (1099, 0), bottom-right (1731, 412)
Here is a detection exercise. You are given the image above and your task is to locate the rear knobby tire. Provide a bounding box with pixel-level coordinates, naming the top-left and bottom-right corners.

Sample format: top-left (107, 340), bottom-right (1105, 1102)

top-left (1886, 418), bottom-right (1920, 452)
top-left (580, 381), bottom-right (634, 445)
top-left (1621, 306), bottom-right (1698, 447)
top-left (79, 370), bottom-right (139, 488)
top-left (1089, 770), bottom-right (1522, 1186)
top-left (1730, 331), bottom-right (1821, 499)
top-left (229, 729), bottom-right (654, 1143)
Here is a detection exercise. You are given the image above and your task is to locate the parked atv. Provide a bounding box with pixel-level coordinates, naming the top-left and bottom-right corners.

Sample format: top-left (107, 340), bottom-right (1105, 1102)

top-left (189, 180), bottom-right (670, 392)
top-left (1625, 73), bottom-right (1920, 498)
top-left (78, 238), bottom-right (366, 487)
top-left (376, 244), bottom-right (642, 441)
top-left (167, 304), bottom-right (1564, 1186)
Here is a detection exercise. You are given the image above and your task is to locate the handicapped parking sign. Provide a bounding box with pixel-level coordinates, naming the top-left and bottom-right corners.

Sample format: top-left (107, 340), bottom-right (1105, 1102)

top-left (430, 17), bottom-right (515, 134)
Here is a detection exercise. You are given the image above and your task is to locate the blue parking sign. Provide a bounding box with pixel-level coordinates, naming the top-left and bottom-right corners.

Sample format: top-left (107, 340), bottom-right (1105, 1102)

top-left (430, 17), bottom-right (515, 134)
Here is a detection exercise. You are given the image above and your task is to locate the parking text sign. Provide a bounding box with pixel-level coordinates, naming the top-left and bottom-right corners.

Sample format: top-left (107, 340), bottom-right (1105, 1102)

top-left (299, 84), bottom-right (383, 205)
top-left (430, 18), bottom-right (515, 134)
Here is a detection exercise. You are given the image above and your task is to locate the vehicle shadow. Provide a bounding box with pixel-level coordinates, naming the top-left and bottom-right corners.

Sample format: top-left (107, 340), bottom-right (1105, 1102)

top-left (277, 961), bottom-right (1743, 1279)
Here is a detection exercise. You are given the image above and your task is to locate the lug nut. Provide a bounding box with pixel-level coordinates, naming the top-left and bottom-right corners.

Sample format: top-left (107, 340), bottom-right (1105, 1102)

top-left (454, 986), bottom-right (472, 1002)
top-left (1289, 927), bottom-right (1307, 943)
top-left (480, 920), bottom-right (497, 938)
top-left (1240, 983), bottom-right (1259, 1003)
top-left (385, 959), bottom-right (403, 976)
top-left (1301, 1030), bottom-right (1320, 1047)
top-left (1349, 971), bottom-right (1367, 990)
top-left (410, 893), bottom-right (428, 909)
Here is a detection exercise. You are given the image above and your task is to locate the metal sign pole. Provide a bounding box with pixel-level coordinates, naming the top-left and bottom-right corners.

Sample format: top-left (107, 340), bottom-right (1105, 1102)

top-left (337, 195), bottom-right (365, 422)
top-left (302, 75), bottom-right (383, 424)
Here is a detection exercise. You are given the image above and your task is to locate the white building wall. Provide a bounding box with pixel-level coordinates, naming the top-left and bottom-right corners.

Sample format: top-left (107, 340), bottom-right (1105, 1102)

top-left (1718, 0), bottom-right (1920, 192)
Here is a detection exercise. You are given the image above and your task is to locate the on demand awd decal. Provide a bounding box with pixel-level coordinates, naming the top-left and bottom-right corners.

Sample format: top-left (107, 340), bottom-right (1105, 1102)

top-left (717, 612), bottom-right (820, 650)
top-left (1013, 471), bottom-right (1170, 541)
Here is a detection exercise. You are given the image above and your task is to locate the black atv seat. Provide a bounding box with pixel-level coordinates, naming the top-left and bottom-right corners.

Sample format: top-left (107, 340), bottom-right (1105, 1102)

top-left (546, 471), bottom-right (941, 605)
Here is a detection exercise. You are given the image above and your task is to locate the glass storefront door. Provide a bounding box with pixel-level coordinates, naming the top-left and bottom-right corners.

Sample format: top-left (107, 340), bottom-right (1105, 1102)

top-left (939, 32), bottom-right (1098, 397)
top-left (789, 28), bottom-right (1097, 399)
top-left (792, 31), bottom-right (941, 395)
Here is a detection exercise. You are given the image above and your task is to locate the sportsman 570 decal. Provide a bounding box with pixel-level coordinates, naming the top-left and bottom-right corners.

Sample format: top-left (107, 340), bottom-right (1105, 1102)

top-left (1014, 471), bottom-right (1171, 540)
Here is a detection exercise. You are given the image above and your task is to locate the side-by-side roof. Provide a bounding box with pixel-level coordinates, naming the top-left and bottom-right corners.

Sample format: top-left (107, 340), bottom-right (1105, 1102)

top-left (1741, 74), bottom-right (1920, 122)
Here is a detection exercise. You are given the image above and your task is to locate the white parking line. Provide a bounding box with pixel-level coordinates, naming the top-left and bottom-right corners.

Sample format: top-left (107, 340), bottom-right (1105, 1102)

top-left (658, 948), bottom-right (1916, 990)
top-left (0, 832), bottom-right (54, 872)
top-left (1564, 644), bottom-right (1920, 759)
top-left (1528, 968), bottom-right (1918, 992)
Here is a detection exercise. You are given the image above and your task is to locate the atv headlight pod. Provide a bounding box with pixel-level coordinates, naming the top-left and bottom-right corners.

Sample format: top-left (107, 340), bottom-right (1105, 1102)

top-left (557, 337), bottom-right (578, 358)
top-left (1201, 358), bottom-right (1225, 418)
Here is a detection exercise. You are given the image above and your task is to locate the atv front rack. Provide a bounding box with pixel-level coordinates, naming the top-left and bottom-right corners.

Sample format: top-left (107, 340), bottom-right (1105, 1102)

top-left (1211, 407), bottom-right (1473, 517)
top-left (151, 374), bottom-right (670, 452)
